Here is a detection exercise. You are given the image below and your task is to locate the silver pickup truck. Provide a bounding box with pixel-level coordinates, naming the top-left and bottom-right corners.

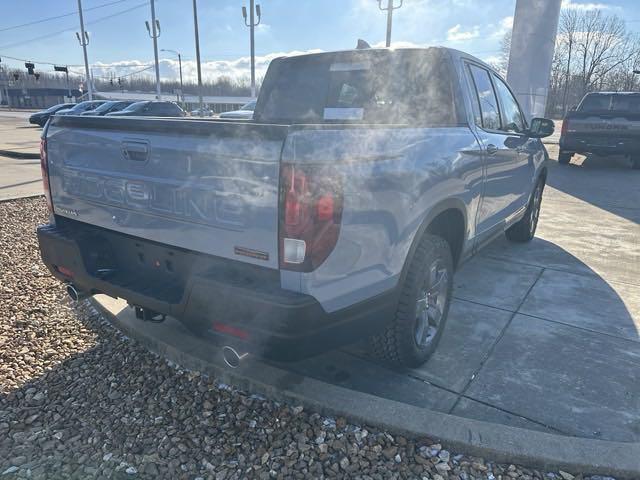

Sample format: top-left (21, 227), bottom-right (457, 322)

top-left (37, 47), bottom-right (553, 368)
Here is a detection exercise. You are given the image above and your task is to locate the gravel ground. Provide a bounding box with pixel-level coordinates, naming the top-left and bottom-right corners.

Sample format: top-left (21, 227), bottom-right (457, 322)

top-left (0, 197), bottom-right (617, 480)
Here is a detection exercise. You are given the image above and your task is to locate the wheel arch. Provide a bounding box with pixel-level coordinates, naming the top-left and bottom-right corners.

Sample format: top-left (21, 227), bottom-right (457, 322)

top-left (398, 198), bottom-right (468, 292)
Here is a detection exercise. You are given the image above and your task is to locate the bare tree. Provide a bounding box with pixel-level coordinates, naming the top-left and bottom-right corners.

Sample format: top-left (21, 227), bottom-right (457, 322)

top-left (546, 8), bottom-right (639, 117)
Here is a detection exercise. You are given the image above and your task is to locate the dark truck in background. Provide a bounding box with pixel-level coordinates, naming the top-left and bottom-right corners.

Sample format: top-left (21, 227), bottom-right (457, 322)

top-left (559, 92), bottom-right (640, 169)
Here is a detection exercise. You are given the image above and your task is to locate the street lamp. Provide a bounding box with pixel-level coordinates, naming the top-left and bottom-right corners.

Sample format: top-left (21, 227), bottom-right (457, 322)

top-left (161, 49), bottom-right (183, 105)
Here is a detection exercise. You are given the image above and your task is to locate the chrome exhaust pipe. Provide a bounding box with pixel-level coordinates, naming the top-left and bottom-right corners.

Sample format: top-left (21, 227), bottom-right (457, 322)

top-left (222, 346), bottom-right (248, 368)
top-left (66, 284), bottom-right (88, 304)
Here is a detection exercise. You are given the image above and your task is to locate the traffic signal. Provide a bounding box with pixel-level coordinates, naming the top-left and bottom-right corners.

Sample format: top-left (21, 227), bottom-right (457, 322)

top-left (13, 73), bottom-right (19, 81)
top-left (54, 65), bottom-right (68, 73)
top-left (25, 62), bottom-right (35, 75)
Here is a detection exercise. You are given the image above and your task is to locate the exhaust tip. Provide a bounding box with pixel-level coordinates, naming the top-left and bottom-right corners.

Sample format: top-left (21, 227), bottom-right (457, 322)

top-left (66, 284), bottom-right (86, 304)
top-left (222, 346), bottom-right (248, 368)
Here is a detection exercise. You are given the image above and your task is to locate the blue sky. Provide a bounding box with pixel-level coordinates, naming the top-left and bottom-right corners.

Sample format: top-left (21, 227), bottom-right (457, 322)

top-left (1, 0), bottom-right (639, 83)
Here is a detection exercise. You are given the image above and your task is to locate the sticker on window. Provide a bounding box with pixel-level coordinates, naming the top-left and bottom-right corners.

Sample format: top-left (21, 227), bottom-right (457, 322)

top-left (323, 108), bottom-right (364, 120)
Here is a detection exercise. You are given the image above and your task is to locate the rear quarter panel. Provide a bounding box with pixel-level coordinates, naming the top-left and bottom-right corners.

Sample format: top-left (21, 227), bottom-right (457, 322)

top-left (280, 126), bottom-right (483, 312)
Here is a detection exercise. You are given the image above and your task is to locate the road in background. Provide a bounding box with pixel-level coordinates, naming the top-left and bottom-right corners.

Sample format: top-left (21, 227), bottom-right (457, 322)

top-left (0, 115), bottom-right (43, 200)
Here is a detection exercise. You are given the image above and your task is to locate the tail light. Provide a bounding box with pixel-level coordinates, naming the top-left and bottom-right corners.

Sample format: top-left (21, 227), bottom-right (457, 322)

top-left (40, 138), bottom-right (53, 213)
top-left (279, 163), bottom-right (343, 272)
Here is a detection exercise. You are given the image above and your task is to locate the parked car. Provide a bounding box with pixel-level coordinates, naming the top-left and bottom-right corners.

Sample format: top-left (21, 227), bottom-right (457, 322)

top-left (37, 47), bottom-right (553, 368)
top-left (105, 100), bottom-right (186, 117)
top-left (219, 100), bottom-right (256, 120)
top-left (28, 103), bottom-right (75, 127)
top-left (80, 100), bottom-right (136, 116)
top-left (56, 100), bottom-right (106, 116)
top-left (559, 92), bottom-right (640, 169)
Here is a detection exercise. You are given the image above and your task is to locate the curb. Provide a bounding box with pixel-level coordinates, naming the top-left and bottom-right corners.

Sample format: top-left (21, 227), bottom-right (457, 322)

top-left (90, 295), bottom-right (640, 479)
top-left (0, 149), bottom-right (40, 159)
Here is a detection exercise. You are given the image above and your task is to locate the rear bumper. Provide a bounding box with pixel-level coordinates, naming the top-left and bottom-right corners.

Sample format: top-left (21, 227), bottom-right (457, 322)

top-left (37, 218), bottom-right (396, 360)
top-left (560, 135), bottom-right (640, 156)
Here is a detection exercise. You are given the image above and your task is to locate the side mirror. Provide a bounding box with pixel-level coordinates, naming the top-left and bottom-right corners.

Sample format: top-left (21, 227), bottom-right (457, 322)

top-left (527, 117), bottom-right (554, 138)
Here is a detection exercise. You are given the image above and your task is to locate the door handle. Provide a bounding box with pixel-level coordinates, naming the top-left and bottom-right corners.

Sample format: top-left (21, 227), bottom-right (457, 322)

top-left (486, 144), bottom-right (498, 155)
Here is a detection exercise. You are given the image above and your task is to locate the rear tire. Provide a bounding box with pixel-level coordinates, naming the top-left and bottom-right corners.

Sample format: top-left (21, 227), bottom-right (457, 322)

top-left (368, 234), bottom-right (453, 368)
top-left (505, 179), bottom-right (544, 243)
top-left (558, 151), bottom-right (572, 165)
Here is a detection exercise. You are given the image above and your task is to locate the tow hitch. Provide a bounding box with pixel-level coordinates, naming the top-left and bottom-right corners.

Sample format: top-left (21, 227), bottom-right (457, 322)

top-left (133, 306), bottom-right (166, 323)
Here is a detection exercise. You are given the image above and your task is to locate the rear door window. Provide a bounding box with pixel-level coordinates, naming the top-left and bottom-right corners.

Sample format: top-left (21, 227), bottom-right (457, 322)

top-left (467, 64), bottom-right (501, 130)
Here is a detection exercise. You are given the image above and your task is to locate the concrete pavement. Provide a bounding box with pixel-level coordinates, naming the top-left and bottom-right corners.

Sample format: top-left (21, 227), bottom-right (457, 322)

top-left (0, 115), bottom-right (41, 158)
top-left (0, 115), bottom-right (43, 200)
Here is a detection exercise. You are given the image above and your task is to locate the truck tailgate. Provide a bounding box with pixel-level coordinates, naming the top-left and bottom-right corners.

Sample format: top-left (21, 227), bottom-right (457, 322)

top-left (46, 116), bottom-right (288, 269)
top-left (566, 112), bottom-right (640, 142)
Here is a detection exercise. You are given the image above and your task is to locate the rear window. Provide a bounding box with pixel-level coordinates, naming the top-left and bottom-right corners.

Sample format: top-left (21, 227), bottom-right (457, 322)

top-left (579, 94), bottom-right (640, 113)
top-left (256, 49), bottom-right (461, 125)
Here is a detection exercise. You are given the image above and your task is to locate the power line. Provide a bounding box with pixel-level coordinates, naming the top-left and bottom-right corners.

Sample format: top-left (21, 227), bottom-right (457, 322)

top-left (0, 0), bottom-right (131, 33)
top-left (0, 53), bottom-right (83, 67)
top-left (0, 1), bottom-right (149, 51)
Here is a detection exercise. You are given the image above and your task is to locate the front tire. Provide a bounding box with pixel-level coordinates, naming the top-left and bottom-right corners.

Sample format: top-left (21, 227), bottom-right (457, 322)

top-left (558, 151), bottom-right (572, 165)
top-left (506, 179), bottom-right (544, 243)
top-left (369, 234), bottom-right (453, 368)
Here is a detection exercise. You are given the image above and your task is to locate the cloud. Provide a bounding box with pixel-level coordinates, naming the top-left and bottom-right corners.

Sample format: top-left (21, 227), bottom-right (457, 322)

top-left (446, 24), bottom-right (480, 41)
top-left (89, 50), bottom-right (324, 84)
top-left (561, 0), bottom-right (610, 10)
top-left (489, 15), bottom-right (513, 39)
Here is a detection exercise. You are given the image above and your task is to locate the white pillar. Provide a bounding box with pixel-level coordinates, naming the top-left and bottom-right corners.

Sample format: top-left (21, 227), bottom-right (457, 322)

top-left (507, 0), bottom-right (561, 119)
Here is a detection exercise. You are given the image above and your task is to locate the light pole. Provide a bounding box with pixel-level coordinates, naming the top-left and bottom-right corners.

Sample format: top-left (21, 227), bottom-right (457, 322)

top-left (192, 0), bottom-right (204, 113)
top-left (76, 0), bottom-right (92, 100)
top-left (242, 1), bottom-right (261, 98)
top-left (378, 0), bottom-right (403, 48)
top-left (161, 49), bottom-right (183, 105)
top-left (145, 0), bottom-right (161, 100)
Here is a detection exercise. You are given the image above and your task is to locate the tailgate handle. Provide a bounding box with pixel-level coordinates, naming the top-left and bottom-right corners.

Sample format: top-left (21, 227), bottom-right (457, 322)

top-left (122, 141), bottom-right (149, 162)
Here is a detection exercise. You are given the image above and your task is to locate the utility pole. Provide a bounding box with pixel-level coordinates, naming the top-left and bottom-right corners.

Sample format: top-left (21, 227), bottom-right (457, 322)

top-left (378, 0), bottom-right (403, 47)
top-left (192, 0), bottom-right (204, 112)
top-left (561, 37), bottom-right (573, 115)
top-left (161, 49), bottom-right (183, 105)
top-left (76, 0), bottom-right (92, 100)
top-left (242, 1), bottom-right (261, 98)
top-left (145, 0), bottom-right (161, 100)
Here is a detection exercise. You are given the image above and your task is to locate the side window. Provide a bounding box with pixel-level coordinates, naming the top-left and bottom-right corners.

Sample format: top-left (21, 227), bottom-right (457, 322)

top-left (493, 75), bottom-right (525, 133)
top-left (468, 64), bottom-right (501, 130)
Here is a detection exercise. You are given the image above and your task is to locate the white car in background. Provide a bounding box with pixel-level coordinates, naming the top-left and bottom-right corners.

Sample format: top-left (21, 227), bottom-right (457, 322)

top-left (219, 100), bottom-right (256, 120)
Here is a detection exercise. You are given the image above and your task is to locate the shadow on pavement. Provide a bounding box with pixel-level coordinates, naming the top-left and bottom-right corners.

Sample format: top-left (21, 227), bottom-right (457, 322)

top-left (546, 153), bottom-right (640, 225)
